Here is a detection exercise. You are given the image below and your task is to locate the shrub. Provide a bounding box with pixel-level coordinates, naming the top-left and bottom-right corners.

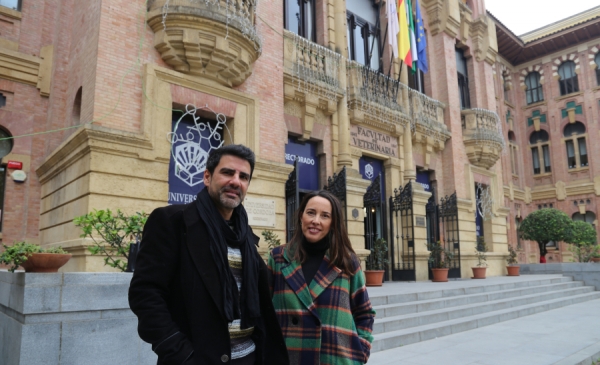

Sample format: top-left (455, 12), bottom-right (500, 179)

top-left (506, 244), bottom-right (519, 266)
top-left (475, 240), bottom-right (488, 267)
top-left (73, 209), bottom-right (147, 272)
top-left (427, 241), bottom-right (454, 269)
top-left (367, 238), bottom-right (389, 271)
top-left (261, 230), bottom-right (282, 250)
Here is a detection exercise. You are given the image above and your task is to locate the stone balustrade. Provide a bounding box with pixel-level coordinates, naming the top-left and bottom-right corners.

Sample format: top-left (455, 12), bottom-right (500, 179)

top-left (461, 108), bottom-right (505, 169)
top-left (346, 61), bottom-right (411, 125)
top-left (409, 88), bottom-right (448, 135)
top-left (283, 30), bottom-right (344, 102)
top-left (147, 0), bottom-right (261, 87)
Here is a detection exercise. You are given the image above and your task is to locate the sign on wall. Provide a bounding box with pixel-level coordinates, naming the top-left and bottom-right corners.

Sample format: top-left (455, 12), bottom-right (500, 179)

top-left (167, 109), bottom-right (225, 205)
top-left (416, 171), bottom-right (432, 192)
top-left (285, 137), bottom-right (319, 191)
top-left (350, 125), bottom-right (398, 157)
top-left (245, 197), bottom-right (276, 227)
top-left (359, 156), bottom-right (385, 201)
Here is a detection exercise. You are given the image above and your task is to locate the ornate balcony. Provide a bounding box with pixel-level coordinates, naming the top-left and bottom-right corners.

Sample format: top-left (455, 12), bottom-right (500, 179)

top-left (409, 89), bottom-right (450, 140)
top-left (461, 108), bottom-right (505, 169)
top-left (147, 0), bottom-right (261, 87)
top-left (346, 61), bottom-right (411, 127)
top-left (283, 30), bottom-right (344, 112)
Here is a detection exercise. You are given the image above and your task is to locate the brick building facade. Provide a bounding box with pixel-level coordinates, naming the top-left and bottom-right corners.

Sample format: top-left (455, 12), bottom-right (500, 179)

top-left (0, 0), bottom-right (597, 278)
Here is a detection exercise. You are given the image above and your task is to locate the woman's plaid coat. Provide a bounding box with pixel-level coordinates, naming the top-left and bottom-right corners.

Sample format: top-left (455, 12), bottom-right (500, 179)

top-left (268, 246), bottom-right (375, 365)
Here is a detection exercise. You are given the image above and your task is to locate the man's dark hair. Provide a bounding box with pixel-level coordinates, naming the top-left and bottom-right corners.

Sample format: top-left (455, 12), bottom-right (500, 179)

top-left (206, 144), bottom-right (256, 179)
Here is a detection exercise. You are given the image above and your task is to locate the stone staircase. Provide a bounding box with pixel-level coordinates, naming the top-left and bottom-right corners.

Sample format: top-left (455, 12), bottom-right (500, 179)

top-left (370, 275), bottom-right (600, 353)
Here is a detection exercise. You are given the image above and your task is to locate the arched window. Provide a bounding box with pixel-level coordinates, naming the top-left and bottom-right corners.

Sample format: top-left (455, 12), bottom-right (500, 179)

top-left (508, 132), bottom-right (518, 175)
top-left (525, 72), bottom-right (543, 104)
top-left (563, 122), bottom-right (587, 169)
top-left (596, 53), bottom-right (600, 86)
top-left (347, 0), bottom-right (380, 71)
top-left (529, 130), bottom-right (551, 175)
top-left (573, 211), bottom-right (596, 225)
top-left (285, 0), bottom-right (316, 41)
top-left (558, 61), bottom-right (579, 95)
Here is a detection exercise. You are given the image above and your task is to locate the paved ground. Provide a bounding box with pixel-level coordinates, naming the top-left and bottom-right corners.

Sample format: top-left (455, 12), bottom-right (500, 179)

top-left (367, 277), bottom-right (600, 365)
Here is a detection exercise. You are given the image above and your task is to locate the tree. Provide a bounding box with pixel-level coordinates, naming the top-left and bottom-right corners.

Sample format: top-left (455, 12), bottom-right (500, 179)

top-left (518, 208), bottom-right (572, 259)
top-left (566, 221), bottom-right (597, 246)
top-left (565, 221), bottom-right (598, 262)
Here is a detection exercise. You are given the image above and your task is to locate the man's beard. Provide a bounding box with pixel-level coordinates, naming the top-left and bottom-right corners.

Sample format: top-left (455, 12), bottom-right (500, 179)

top-left (210, 186), bottom-right (243, 210)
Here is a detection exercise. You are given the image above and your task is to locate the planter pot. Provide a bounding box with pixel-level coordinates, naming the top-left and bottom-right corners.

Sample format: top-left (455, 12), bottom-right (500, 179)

top-left (472, 267), bottom-right (487, 279)
top-left (364, 270), bottom-right (385, 286)
top-left (591, 258), bottom-right (600, 263)
top-left (506, 265), bottom-right (520, 276)
top-left (20, 253), bottom-right (72, 273)
top-left (431, 268), bottom-right (449, 282)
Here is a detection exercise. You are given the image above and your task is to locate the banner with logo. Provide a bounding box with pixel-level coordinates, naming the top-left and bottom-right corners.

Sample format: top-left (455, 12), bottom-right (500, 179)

top-left (285, 138), bottom-right (319, 191)
top-left (167, 112), bottom-right (224, 205)
top-left (359, 156), bottom-right (385, 201)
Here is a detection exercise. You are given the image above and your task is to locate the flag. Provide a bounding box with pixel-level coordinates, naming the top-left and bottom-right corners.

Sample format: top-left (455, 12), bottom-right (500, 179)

top-left (397, 0), bottom-right (412, 66)
top-left (387, 0), bottom-right (399, 58)
top-left (415, 0), bottom-right (428, 73)
top-left (407, 0), bottom-right (418, 71)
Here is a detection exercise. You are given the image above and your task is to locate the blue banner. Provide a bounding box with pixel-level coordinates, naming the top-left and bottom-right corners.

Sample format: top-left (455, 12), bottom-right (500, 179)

top-left (416, 171), bottom-right (432, 192)
top-left (167, 112), bottom-right (224, 205)
top-left (359, 156), bottom-right (385, 201)
top-left (285, 138), bottom-right (319, 191)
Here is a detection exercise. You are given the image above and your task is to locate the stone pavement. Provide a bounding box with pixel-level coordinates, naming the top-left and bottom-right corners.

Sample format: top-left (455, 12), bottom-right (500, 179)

top-left (366, 277), bottom-right (600, 365)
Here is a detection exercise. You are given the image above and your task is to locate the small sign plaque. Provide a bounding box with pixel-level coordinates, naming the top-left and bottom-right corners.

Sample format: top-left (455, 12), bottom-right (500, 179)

top-left (415, 216), bottom-right (426, 227)
top-left (244, 197), bottom-right (276, 228)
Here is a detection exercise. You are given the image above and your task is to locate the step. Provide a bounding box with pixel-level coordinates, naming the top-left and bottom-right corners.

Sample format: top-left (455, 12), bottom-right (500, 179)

top-left (371, 291), bottom-right (600, 352)
top-left (373, 280), bottom-right (584, 319)
top-left (373, 285), bottom-right (594, 334)
top-left (369, 276), bottom-right (572, 306)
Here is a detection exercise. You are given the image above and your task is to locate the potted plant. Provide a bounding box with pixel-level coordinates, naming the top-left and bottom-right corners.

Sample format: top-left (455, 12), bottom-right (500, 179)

top-left (0, 242), bottom-right (71, 273)
top-left (427, 241), bottom-right (455, 282)
top-left (365, 238), bottom-right (388, 286)
top-left (506, 244), bottom-right (520, 276)
top-left (473, 239), bottom-right (488, 279)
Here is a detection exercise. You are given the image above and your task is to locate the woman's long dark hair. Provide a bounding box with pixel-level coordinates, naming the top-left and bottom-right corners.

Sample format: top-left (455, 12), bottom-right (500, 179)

top-left (286, 190), bottom-right (357, 276)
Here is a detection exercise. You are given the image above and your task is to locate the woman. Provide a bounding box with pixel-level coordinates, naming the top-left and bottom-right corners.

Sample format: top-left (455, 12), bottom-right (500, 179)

top-left (268, 190), bottom-right (375, 365)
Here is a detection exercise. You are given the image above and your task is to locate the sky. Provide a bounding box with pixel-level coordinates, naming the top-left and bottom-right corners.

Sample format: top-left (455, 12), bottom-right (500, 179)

top-left (485, 0), bottom-right (600, 36)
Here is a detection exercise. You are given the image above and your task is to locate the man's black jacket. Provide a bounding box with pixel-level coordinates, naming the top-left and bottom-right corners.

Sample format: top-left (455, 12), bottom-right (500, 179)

top-left (129, 202), bottom-right (289, 365)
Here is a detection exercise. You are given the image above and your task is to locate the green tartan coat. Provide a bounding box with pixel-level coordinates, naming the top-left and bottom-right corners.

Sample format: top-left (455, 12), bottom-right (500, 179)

top-left (268, 246), bottom-right (375, 365)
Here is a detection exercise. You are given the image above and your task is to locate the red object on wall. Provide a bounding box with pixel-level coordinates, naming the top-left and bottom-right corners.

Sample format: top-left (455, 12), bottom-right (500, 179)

top-left (7, 161), bottom-right (22, 170)
top-left (540, 256), bottom-right (547, 264)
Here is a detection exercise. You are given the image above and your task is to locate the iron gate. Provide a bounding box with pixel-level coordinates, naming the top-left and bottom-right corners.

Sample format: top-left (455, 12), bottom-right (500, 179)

top-left (285, 160), bottom-right (299, 242)
top-left (324, 166), bottom-right (347, 224)
top-left (439, 192), bottom-right (461, 278)
top-left (426, 192), bottom-right (440, 280)
top-left (389, 181), bottom-right (416, 281)
top-left (363, 174), bottom-right (386, 271)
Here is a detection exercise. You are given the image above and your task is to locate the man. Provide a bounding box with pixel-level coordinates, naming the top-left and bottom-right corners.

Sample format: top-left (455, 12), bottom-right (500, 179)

top-left (129, 144), bottom-right (289, 365)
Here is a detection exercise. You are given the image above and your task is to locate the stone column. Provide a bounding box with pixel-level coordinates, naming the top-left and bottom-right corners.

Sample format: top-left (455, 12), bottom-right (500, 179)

top-left (345, 173), bottom-right (372, 269)
top-left (403, 125), bottom-right (416, 182)
top-left (412, 182), bottom-right (433, 281)
top-left (333, 0), bottom-right (352, 168)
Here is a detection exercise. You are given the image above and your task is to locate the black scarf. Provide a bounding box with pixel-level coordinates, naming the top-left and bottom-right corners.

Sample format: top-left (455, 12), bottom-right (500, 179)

top-left (195, 188), bottom-right (260, 328)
